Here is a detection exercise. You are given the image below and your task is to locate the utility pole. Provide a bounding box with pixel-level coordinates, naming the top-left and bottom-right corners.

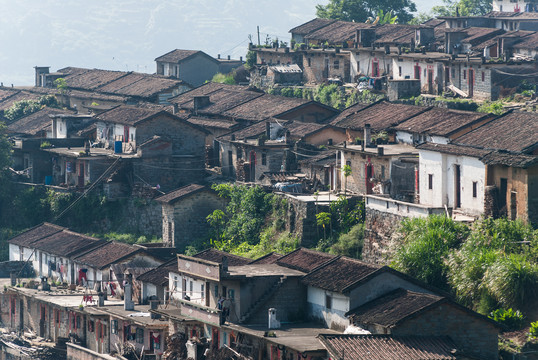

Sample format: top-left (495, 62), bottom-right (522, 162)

top-left (257, 26), bottom-right (261, 46)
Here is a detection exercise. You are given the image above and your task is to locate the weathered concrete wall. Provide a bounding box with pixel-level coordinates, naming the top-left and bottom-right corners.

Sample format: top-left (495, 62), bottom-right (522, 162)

top-left (67, 343), bottom-right (116, 360)
top-left (246, 278), bottom-right (307, 325)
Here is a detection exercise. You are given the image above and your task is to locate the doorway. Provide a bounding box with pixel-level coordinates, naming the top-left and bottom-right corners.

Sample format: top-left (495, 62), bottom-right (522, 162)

top-left (78, 161), bottom-right (85, 188)
top-left (499, 178), bottom-right (507, 215)
top-left (468, 69), bottom-right (474, 97)
top-left (454, 165), bottom-right (461, 208)
top-left (427, 69), bottom-right (434, 94)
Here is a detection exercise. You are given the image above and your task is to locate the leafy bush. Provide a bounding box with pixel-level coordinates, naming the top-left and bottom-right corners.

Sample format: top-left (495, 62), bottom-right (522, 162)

top-left (329, 223), bottom-right (364, 259)
top-left (211, 73), bottom-right (236, 85)
top-left (392, 215), bottom-right (469, 290)
top-left (489, 308), bottom-right (525, 330)
top-left (3, 95), bottom-right (60, 123)
top-left (529, 321), bottom-right (538, 339)
top-left (477, 100), bottom-right (505, 115)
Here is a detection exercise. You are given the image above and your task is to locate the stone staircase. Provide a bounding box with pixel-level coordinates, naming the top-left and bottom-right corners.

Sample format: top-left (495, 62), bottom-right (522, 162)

top-left (239, 276), bottom-right (287, 324)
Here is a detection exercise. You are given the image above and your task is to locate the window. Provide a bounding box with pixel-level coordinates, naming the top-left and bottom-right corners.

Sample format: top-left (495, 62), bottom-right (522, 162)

top-left (356, 61), bottom-right (360, 72)
top-left (346, 160), bottom-right (351, 169)
top-left (473, 181), bottom-right (478, 198)
top-left (228, 289), bottom-right (235, 300)
top-left (398, 66), bottom-right (402, 77)
top-left (481, 71), bottom-right (485, 82)
top-left (463, 69), bottom-right (467, 80)
top-left (189, 281), bottom-right (193, 294)
top-left (223, 332), bottom-right (228, 345)
top-left (428, 174), bottom-right (433, 190)
top-left (325, 294), bottom-right (332, 309)
top-left (111, 320), bottom-right (118, 334)
top-left (334, 60), bottom-right (340, 69)
top-left (308, 58), bottom-right (312, 67)
top-left (381, 165), bottom-right (385, 179)
top-left (201, 284), bottom-right (205, 301)
top-left (262, 153), bottom-right (267, 166)
top-left (214, 285), bottom-right (219, 298)
top-left (136, 328), bottom-right (144, 344)
top-left (89, 320), bottom-right (95, 332)
top-left (173, 276), bottom-right (178, 292)
top-left (452, 67), bottom-right (455, 78)
top-left (423, 68), bottom-right (427, 78)
top-left (56, 309), bottom-right (61, 324)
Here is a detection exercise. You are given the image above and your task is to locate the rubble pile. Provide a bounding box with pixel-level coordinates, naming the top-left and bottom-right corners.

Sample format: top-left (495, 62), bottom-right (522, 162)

top-left (0, 329), bottom-right (65, 360)
top-left (163, 333), bottom-right (188, 360)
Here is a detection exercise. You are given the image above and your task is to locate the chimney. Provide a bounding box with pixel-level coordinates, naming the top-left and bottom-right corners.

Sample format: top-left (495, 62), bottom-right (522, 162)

top-left (285, 130), bottom-right (291, 144)
top-left (98, 292), bottom-right (105, 307)
top-left (268, 308), bottom-right (281, 329)
top-left (364, 124), bottom-right (372, 147)
top-left (218, 54), bottom-right (221, 59)
top-left (227, 55), bottom-right (231, 60)
top-left (222, 256), bottom-right (228, 273)
top-left (327, 139), bottom-right (333, 146)
top-left (240, 56), bottom-right (243, 62)
top-left (385, 45), bottom-right (390, 54)
top-left (124, 272), bottom-right (134, 311)
top-left (266, 122), bottom-right (271, 139)
top-left (193, 96), bottom-right (210, 114)
top-left (150, 299), bottom-right (161, 319)
top-left (377, 146), bottom-right (384, 156)
top-left (40, 277), bottom-right (50, 291)
top-left (172, 103), bottom-right (179, 114)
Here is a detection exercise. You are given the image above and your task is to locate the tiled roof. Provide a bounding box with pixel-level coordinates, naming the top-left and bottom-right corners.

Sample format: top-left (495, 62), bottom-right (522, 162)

top-left (155, 49), bottom-right (212, 63)
top-left (8, 223), bottom-right (65, 246)
top-left (305, 21), bottom-right (372, 43)
top-left (63, 69), bottom-right (128, 91)
top-left (331, 102), bottom-right (370, 124)
top-left (222, 94), bottom-right (310, 121)
top-left (95, 105), bottom-right (163, 126)
top-left (332, 101), bottom-right (429, 131)
top-left (394, 107), bottom-right (492, 137)
top-left (375, 24), bottom-right (421, 44)
top-left (31, 229), bottom-right (104, 258)
top-left (74, 241), bottom-right (140, 269)
top-left (187, 117), bottom-right (238, 130)
top-left (417, 142), bottom-right (491, 158)
top-left (180, 88), bottom-right (263, 115)
top-left (169, 82), bottom-right (243, 105)
top-left (298, 150), bottom-right (337, 166)
top-left (137, 258), bottom-right (177, 287)
top-left (453, 111), bottom-right (538, 153)
top-left (276, 247), bottom-right (336, 273)
top-left (193, 249), bottom-right (251, 266)
top-left (512, 31), bottom-right (538, 50)
top-left (302, 256), bottom-right (380, 292)
top-left (0, 87), bottom-right (20, 102)
top-left (7, 107), bottom-right (74, 136)
top-left (97, 72), bottom-right (184, 98)
top-left (155, 184), bottom-right (206, 204)
top-left (0, 90), bottom-right (47, 111)
top-left (289, 18), bottom-right (336, 35)
top-left (318, 334), bottom-right (458, 360)
top-left (249, 252), bottom-right (283, 265)
top-left (347, 288), bottom-right (444, 327)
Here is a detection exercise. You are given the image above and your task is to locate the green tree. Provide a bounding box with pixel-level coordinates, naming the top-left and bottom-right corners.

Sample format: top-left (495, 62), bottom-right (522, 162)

top-left (54, 77), bottom-right (68, 94)
top-left (342, 164), bottom-right (352, 194)
top-left (432, 0), bottom-right (492, 17)
top-left (211, 73), bottom-right (236, 85)
top-left (316, 212), bottom-right (332, 241)
top-left (245, 50), bottom-right (257, 71)
top-left (316, 0), bottom-right (417, 25)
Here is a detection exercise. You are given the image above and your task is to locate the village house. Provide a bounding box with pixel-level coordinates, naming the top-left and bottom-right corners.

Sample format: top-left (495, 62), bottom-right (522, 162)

top-left (34, 66), bottom-right (192, 107)
top-left (218, 119), bottom-right (346, 182)
top-left (156, 184), bottom-right (228, 251)
top-left (155, 49), bottom-right (244, 87)
top-left (142, 247), bottom-right (500, 360)
top-left (418, 111), bottom-right (538, 224)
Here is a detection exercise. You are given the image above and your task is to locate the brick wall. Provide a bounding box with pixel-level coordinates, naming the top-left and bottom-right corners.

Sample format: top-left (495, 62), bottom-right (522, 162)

top-left (392, 303), bottom-right (499, 360)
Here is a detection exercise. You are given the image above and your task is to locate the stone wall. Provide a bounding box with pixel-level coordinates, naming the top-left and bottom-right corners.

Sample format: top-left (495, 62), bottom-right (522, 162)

top-left (363, 207), bottom-right (405, 264)
top-left (283, 195), bottom-right (320, 247)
